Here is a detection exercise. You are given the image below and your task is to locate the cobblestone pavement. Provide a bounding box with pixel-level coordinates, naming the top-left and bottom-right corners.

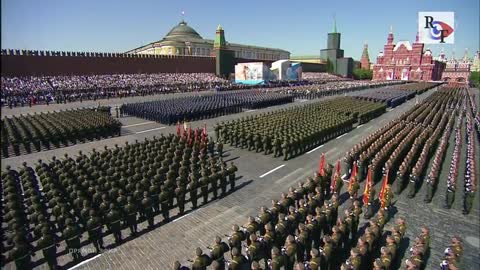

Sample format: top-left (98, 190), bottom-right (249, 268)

top-left (2, 87), bottom-right (479, 270)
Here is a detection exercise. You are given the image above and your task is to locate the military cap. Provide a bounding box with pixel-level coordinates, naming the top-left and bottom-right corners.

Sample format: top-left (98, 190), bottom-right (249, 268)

top-left (195, 247), bottom-right (203, 256)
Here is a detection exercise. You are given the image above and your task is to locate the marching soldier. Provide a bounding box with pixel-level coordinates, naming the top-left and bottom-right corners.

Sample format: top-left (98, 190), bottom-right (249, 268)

top-left (445, 184), bottom-right (455, 209)
top-left (308, 248), bottom-right (322, 270)
top-left (228, 162), bottom-right (238, 192)
top-left (37, 229), bottom-right (58, 270)
top-left (381, 185), bottom-right (394, 211)
top-left (364, 187), bottom-right (376, 219)
top-left (175, 185), bottom-right (186, 215)
top-left (321, 235), bottom-right (333, 270)
top-left (210, 168), bottom-right (219, 200)
top-left (284, 235), bottom-right (298, 270)
top-left (424, 174), bottom-right (435, 203)
top-left (8, 237), bottom-right (33, 270)
top-left (282, 139), bottom-right (290, 161)
top-left (142, 191), bottom-right (155, 228)
top-left (63, 218), bottom-right (82, 262)
top-left (407, 168), bottom-right (418, 198)
top-left (216, 141), bottom-right (224, 157)
top-left (230, 247), bottom-right (247, 270)
top-left (107, 203), bottom-right (123, 243)
top-left (125, 196), bottom-right (138, 235)
top-left (200, 171), bottom-right (210, 204)
top-left (228, 225), bottom-right (246, 255)
top-left (188, 177), bottom-right (198, 209)
top-left (380, 246), bottom-right (392, 269)
top-left (270, 247), bottom-right (285, 270)
top-left (86, 209), bottom-right (104, 253)
top-left (159, 188), bottom-right (171, 222)
top-left (273, 138), bottom-right (282, 158)
top-left (210, 236), bottom-right (229, 269)
top-left (191, 247), bottom-right (212, 270)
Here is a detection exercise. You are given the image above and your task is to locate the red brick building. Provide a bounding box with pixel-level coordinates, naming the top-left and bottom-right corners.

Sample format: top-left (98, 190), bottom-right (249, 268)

top-left (441, 49), bottom-right (472, 86)
top-left (360, 42), bottom-right (371, 70)
top-left (373, 28), bottom-right (445, 81)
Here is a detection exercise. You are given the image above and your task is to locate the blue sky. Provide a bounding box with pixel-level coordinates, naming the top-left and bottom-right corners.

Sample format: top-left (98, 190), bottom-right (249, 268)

top-left (1, 0), bottom-right (478, 60)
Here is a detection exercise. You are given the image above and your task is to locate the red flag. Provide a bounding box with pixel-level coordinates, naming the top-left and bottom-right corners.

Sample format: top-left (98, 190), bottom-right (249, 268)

top-left (201, 123), bottom-right (207, 142)
top-left (318, 153), bottom-right (326, 176)
top-left (330, 160), bottom-right (341, 193)
top-left (187, 125), bottom-right (192, 141)
top-left (194, 129), bottom-right (199, 142)
top-left (335, 159), bottom-right (341, 175)
top-left (176, 122), bottom-right (181, 136)
top-left (363, 167), bottom-right (372, 205)
top-left (348, 161), bottom-right (357, 190)
top-left (379, 169), bottom-right (389, 207)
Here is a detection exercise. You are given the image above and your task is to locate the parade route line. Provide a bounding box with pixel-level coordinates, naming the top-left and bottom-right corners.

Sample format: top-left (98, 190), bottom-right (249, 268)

top-left (356, 124), bottom-right (364, 129)
top-left (300, 100), bottom-right (308, 102)
top-left (245, 109), bottom-right (257, 112)
top-left (275, 168), bottom-right (304, 184)
top-left (68, 254), bottom-right (102, 270)
top-left (123, 121), bottom-right (155, 128)
top-left (307, 144), bottom-right (325, 154)
top-left (173, 212), bottom-right (193, 223)
top-left (336, 134), bottom-right (347, 139)
top-left (135, 127), bottom-right (166, 134)
top-left (259, 164), bottom-right (286, 178)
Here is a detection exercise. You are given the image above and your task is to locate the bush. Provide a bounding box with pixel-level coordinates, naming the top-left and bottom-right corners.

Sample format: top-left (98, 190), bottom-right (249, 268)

top-left (353, 68), bottom-right (373, 80)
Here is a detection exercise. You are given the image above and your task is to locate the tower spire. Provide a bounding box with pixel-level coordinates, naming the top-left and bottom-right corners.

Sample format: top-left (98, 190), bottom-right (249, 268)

top-left (333, 14), bottom-right (337, 33)
top-left (387, 26), bottom-right (394, 44)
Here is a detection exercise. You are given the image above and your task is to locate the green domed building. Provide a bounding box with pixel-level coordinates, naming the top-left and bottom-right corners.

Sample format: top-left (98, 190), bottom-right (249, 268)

top-left (126, 20), bottom-right (290, 61)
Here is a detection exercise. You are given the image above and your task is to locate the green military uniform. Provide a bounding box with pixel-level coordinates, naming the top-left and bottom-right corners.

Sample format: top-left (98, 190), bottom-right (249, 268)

top-left (424, 176), bottom-right (434, 203)
top-left (8, 241), bottom-right (32, 270)
top-left (37, 231), bottom-right (58, 269)
top-left (159, 189), bottom-right (171, 221)
top-left (273, 138), bottom-right (282, 157)
top-left (446, 185), bottom-right (455, 208)
top-left (106, 204), bottom-right (123, 243)
top-left (187, 179), bottom-right (198, 209)
top-left (124, 197), bottom-right (138, 235)
top-left (191, 248), bottom-right (212, 270)
top-left (270, 247), bottom-right (285, 270)
top-left (200, 173), bottom-right (210, 204)
top-left (228, 163), bottom-right (238, 191)
top-left (141, 193), bottom-right (154, 228)
top-left (86, 211), bottom-right (104, 253)
top-left (175, 186), bottom-right (186, 215)
top-left (63, 219), bottom-right (82, 262)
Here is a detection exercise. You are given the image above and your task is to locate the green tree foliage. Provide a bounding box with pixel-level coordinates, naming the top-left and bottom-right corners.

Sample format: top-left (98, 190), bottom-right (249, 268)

top-left (353, 68), bottom-right (373, 80)
top-left (470, 71), bottom-right (480, 88)
top-left (326, 59), bottom-right (335, 73)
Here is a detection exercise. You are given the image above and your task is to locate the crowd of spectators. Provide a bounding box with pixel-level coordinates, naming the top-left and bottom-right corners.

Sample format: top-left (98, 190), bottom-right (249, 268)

top-left (1, 74), bottom-right (317, 108)
top-left (302, 72), bottom-right (350, 82)
top-left (1, 73), bottom-right (228, 108)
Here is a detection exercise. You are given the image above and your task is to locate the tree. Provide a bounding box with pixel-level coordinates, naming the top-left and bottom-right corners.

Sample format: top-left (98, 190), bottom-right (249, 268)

top-left (470, 71), bottom-right (480, 88)
top-left (353, 68), bottom-right (373, 80)
top-left (325, 59), bottom-right (335, 73)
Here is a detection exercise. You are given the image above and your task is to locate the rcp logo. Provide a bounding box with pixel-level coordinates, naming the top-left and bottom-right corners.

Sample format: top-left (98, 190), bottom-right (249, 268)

top-left (418, 12), bottom-right (455, 44)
